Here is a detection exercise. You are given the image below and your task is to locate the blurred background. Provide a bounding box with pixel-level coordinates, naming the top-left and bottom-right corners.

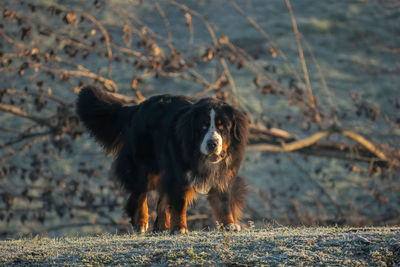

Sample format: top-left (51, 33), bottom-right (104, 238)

top-left (0, 0), bottom-right (399, 238)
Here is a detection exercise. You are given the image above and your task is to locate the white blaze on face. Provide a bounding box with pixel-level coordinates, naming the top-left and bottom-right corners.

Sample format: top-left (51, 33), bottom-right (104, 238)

top-left (200, 109), bottom-right (223, 155)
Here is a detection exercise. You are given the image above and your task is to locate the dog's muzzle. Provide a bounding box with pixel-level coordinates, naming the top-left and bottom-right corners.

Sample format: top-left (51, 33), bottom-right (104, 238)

top-left (206, 139), bottom-right (218, 153)
top-left (207, 150), bottom-right (226, 164)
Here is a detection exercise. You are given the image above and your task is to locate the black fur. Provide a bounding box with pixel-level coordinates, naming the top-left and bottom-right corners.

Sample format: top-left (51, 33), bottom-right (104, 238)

top-left (76, 85), bottom-right (135, 153)
top-left (76, 85), bottom-right (249, 232)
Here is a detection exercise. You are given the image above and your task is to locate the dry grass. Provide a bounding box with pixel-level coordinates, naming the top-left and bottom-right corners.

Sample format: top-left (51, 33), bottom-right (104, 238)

top-left (1, 226), bottom-right (399, 266)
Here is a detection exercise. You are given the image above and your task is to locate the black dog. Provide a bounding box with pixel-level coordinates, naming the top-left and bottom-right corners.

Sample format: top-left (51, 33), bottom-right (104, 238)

top-left (77, 85), bottom-right (249, 233)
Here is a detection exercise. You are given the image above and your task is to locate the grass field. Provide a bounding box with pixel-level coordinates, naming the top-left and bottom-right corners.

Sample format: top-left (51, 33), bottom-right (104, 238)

top-left (1, 227), bottom-right (399, 266)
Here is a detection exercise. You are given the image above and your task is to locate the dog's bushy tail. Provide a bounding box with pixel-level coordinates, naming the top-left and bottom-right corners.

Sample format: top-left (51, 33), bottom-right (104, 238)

top-left (76, 85), bottom-right (134, 154)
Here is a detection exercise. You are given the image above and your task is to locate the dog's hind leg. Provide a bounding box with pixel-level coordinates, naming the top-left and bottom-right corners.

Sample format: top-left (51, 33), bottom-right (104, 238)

top-left (114, 145), bottom-right (153, 233)
top-left (126, 192), bottom-right (148, 233)
top-left (153, 194), bottom-right (171, 232)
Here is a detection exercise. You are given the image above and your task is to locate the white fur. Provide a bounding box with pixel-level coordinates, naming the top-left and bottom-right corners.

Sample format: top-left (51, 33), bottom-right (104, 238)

top-left (200, 109), bottom-right (222, 155)
top-left (186, 171), bottom-right (211, 194)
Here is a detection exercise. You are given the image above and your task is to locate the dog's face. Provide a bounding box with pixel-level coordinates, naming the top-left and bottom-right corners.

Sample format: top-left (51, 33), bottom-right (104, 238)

top-left (198, 107), bottom-right (231, 164)
top-left (177, 98), bottom-right (248, 166)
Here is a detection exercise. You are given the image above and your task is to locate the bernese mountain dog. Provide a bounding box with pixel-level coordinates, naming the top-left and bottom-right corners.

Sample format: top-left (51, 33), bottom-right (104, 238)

top-left (76, 85), bottom-right (249, 234)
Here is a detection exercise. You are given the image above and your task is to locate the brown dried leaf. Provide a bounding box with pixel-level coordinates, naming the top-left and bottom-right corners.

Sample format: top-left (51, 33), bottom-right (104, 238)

top-left (203, 48), bottom-right (214, 62)
top-left (63, 12), bottom-right (77, 25)
top-left (31, 48), bottom-right (39, 56)
top-left (184, 13), bottom-right (192, 26)
top-left (228, 55), bottom-right (236, 65)
top-left (269, 47), bottom-right (277, 58)
top-left (123, 24), bottom-right (130, 33)
top-left (253, 77), bottom-right (260, 87)
top-left (152, 44), bottom-right (161, 56)
top-left (219, 35), bottom-right (229, 45)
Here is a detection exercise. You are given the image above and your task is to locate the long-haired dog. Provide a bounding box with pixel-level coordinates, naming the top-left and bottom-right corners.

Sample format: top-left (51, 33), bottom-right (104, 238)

top-left (77, 85), bottom-right (248, 233)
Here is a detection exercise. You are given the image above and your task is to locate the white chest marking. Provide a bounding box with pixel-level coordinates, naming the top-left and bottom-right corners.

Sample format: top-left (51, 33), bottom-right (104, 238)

top-left (186, 171), bottom-right (211, 195)
top-left (200, 109), bottom-right (222, 155)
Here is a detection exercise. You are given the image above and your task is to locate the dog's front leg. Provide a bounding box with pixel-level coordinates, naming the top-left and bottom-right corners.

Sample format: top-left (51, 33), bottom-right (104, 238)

top-left (170, 191), bottom-right (188, 234)
top-left (207, 188), bottom-right (241, 231)
top-left (169, 188), bottom-right (196, 234)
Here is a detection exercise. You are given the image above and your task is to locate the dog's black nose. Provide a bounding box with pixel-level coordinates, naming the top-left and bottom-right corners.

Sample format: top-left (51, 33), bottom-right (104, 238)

top-left (207, 139), bottom-right (218, 151)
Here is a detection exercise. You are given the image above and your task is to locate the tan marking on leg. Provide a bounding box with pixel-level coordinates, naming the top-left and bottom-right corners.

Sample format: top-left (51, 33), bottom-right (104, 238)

top-left (134, 193), bottom-right (148, 233)
top-left (170, 189), bottom-right (196, 233)
top-left (223, 213), bottom-right (235, 225)
top-left (171, 204), bottom-right (188, 234)
top-left (207, 190), bottom-right (235, 225)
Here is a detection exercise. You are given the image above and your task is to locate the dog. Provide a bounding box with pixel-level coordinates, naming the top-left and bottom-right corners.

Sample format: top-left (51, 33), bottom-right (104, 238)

top-left (76, 85), bottom-right (249, 233)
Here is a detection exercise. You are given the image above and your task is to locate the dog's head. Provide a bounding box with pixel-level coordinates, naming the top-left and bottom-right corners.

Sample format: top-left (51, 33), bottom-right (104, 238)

top-left (177, 98), bottom-right (248, 165)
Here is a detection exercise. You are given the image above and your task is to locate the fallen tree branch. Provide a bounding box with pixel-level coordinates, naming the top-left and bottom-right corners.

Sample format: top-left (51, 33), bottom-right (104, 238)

top-left (248, 131), bottom-right (329, 152)
top-left (341, 130), bottom-right (388, 161)
top-left (247, 126), bottom-right (399, 168)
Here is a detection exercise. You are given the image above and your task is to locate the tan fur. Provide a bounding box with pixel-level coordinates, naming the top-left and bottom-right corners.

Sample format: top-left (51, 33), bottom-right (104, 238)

top-left (134, 193), bottom-right (148, 229)
top-left (230, 176), bottom-right (247, 221)
top-left (185, 188), bottom-right (197, 206)
top-left (222, 142), bottom-right (228, 152)
top-left (170, 189), bottom-right (196, 232)
top-left (207, 176), bottom-right (247, 226)
top-left (170, 202), bottom-right (188, 232)
top-left (207, 191), bottom-right (235, 225)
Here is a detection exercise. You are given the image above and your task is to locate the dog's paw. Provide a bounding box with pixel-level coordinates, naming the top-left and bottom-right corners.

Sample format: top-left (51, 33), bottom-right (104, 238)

top-left (135, 223), bottom-right (148, 234)
top-left (171, 227), bottom-right (188, 234)
top-left (225, 223), bottom-right (241, 232)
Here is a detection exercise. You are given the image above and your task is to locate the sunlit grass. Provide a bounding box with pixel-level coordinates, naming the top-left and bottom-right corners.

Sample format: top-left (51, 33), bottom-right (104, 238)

top-left (1, 226), bottom-right (399, 266)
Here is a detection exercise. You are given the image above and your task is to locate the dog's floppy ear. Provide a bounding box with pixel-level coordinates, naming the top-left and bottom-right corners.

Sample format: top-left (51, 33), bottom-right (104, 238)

top-left (226, 106), bottom-right (249, 144)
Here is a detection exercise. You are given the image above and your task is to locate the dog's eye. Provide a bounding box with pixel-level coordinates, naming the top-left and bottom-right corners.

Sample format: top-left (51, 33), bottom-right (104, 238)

top-left (217, 120), bottom-right (224, 130)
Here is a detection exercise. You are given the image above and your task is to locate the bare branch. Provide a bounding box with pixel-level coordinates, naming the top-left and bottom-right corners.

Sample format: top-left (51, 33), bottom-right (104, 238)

top-left (0, 134), bottom-right (51, 162)
top-left (230, 0), bottom-right (303, 85)
top-left (167, 0), bottom-right (239, 105)
top-left (38, 65), bottom-right (118, 92)
top-left (285, 0), bottom-right (320, 123)
top-left (4, 89), bottom-right (69, 106)
top-left (50, 3), bottom-right (114, 79)
top-left (0, 103), bottom-right (51, 126)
